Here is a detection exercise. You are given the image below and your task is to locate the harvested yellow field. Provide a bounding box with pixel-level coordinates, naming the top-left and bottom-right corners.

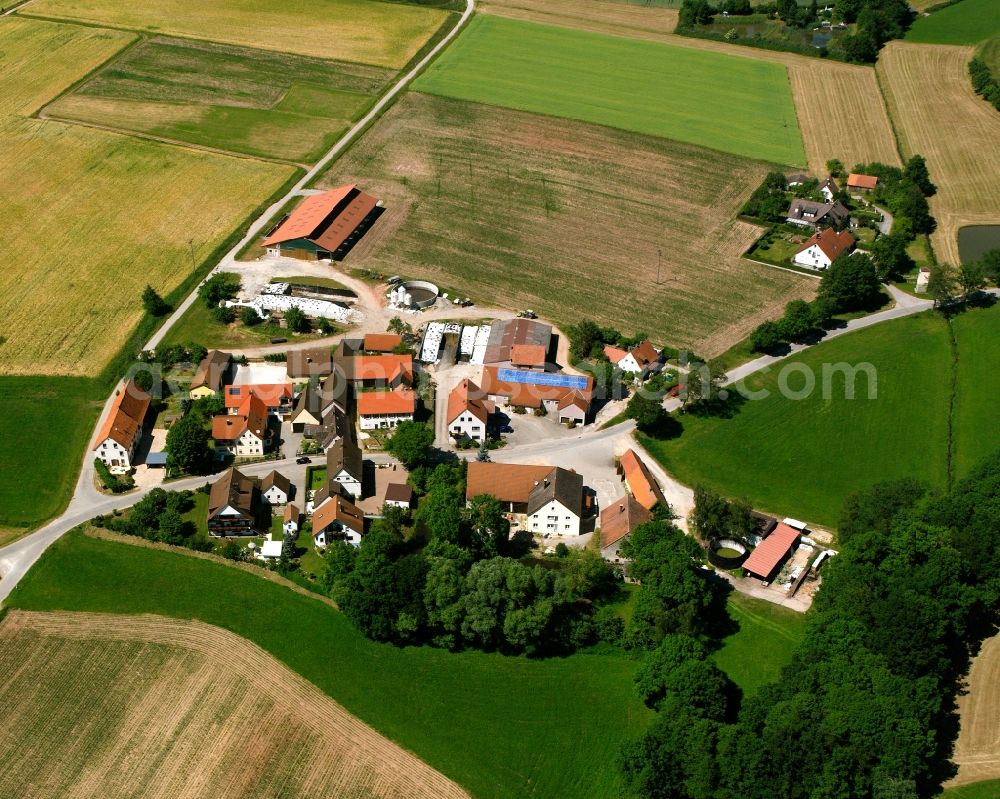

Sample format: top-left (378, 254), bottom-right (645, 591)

top-left (0, 16), bottom-right (135, 116)
top-left (0, 18), bottom-right (294, 375)
top-left (22, 0), bottom-right (450, 68)
top-left (0, 610), bottom-right (470, 799)
top-left (948, 634), bottom-right (1000, 787)
top-left (481, 0), bottom-right (679, 39)
top-left (877, 41), bottom-right (1000, 264)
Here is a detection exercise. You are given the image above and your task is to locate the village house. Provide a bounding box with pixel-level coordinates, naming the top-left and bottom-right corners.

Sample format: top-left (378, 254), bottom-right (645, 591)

top-left (286, 348), bottom-right (333, 382)
top-left (189, 350), bottom-right (232, 399)
top-left (343, 353), bottom-right (413, 389)
top-left (223, 383), bottom-right (293, 417)
top-left (259, 539), bottom-right (284, 562)
top-left (326, 436), bottom-right (364, 498)
top-left (465, 462), bottom-right (584, 535)
top-left (92, 379), bottom-right (150, 470)
top-left (792, 228), bottom-right (856, 271)
top-left (846, 173), bottom-right (878, 193)
top-left (447, 378), bottom-right (494, 443)
top-left (819, 176), bottom-right (839, 202)
top-left (212, 393), bottom-right (273, 458)
top-left (262, 184), bottom-right (383, 261)
top-left (362, 332), bottom-right (403, 353)
top-left (283, 503), bottom-right (301, 535)
top-left (207, 467), bottom-right (260, 536)
top-left (383, 482), bottom-right (414, 510)
top-left (289, 374), bottom-right (347, 435)
top-left (619, 449), bottom-right (666, 510)
top-left (358, 386), bottom-right (416, 430)
top-left (480, 366), bottom-right (594, 424)
top-left (481, 318), bottom-right (553, 367)
top-left (313, 495), bottom-right (365, 548)
top-left (600, 495), bottom-right (652, 561)
top-left (603, 340), bottom-right (661, 376)
top-left (785, 198), bottom-right (850, 229)
top-left (509, 343), bottom-right (548, 371)
top-left (260, 470), bottom-right (292, 505)
top-left (785, 173), bottom-right (811, 188)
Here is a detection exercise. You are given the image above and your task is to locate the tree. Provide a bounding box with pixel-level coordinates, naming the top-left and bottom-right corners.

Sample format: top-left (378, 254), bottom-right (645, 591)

top-left (157, 509), bottom-right (187, 545)
top-left (198, 272), bottom-right (240, 308)
top-left (777, 299), bottom-right (817, 343)
top-left (166, 413), bottom-right (212, 474)
top-left (958, 260), bottom-right (987, 298)
top-left (870, 233), bottom-right (914, 281)
top-left (213, 305), bottom-right (236, 324)
top-left (681, 363), bottom-right (727, 414)
top-left (904, 154), bottom-right (935, 196)
top-left (466, 494), bottom-right (509, 556)
top-left (819, 252), bottom-right (882, 312)
top-left (221, 540), bottom-right (246, 561)
top-left (827, 159), bottom-right (845, 178)
top-left (563, 548), bottom-right (615, 598)
top-left (809, 295), bottom-right (838, 330)
top-left (416, 484), bottom-right (466, 546)
top-left (927, 263), bottom-right (958, 307)
top-left (284, 307), bottom-right (310, 333)
top-left (749, 320), bottom-right (784, 353)
top-left (838, 478), bottom-right (927, 544)
top-left (385, 421), bottom-right (434, 469)
top-left (387, 316), bottom-right (408, 335)
top-left (979, 249), bottom-right (1000, 284)
top-left (141, 285), bottom-right (169, 316)
top-left (626, 392), bottom-right (667, 432)
top-left (239, 306), bottom-right (261, 326)
top-left (634, 634), bottom-right (708, 708)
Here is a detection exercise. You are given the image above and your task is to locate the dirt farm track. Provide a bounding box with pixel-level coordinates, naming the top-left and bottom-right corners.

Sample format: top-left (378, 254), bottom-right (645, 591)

top-left (0, 610), bottom-right (470, 799)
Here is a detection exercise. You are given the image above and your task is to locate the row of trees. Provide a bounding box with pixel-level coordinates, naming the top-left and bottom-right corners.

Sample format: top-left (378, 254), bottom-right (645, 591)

top-left (94, 488), bottom-right (207, 549)
top-left (970, 56), bottom-right (1000, 112)
top-left (621, 449), bottom-right (1000, 798)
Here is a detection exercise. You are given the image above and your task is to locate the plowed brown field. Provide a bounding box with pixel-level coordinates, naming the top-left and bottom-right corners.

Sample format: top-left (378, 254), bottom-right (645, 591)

top-left (877, 41), bottom-right (1000, 264)
top-left (0, 610), bottom-right (470, 799)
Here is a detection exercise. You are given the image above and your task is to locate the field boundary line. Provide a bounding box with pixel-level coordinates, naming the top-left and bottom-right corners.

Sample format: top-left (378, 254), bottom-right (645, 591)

top-left (83, 527), bottom-right (339, 608)
top-left (742, 256), bottom-right (822, 280)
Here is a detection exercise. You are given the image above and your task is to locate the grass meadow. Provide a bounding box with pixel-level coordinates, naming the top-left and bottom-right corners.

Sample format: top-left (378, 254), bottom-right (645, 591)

top-left (22, 0), bottom-right (450, 68)
top-left (0, 377), bottom-right (106, 533)
top-left (641, 312), bottom-right (955, 527)
top-left (711, 592), bottom-right (806, 696)
top-left (412, 15), bottom-right (806, 166)
top-left (48, 38), bottom-right (395, 162)
top-left (7, 531), bottom-right (653, 799)
top-left (951, 304), bottom-right (1000, 478)
top-left (943, 781), bottom-right (1000, 799)
top-left (320, 93), bottom-right (814, 357)
top-left (906, 0), bottom-right (1000, 45)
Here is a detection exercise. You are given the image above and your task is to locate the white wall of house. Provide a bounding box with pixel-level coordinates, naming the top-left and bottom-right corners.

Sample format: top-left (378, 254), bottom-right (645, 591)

top-left (359, 411), bottom-right (413, 430)
top-left (95, 437), bottom-right (135, 470)
top-left (792, 244), bottom-right (833, 271)
top-left (449, 410), bottom-right (486, 442)
top-left (616, 353), bottom-right (642, 374)
top-left (283, 520), bottom-right (298, 535)
top-left (558, 404), bottom-right (586, 425)
top-left (314, 526), bottom-right (362, 548)
top-left (527, 500), bottom-right (580, 537)
top-left (262, 486), bottom-right (288, 505)
top-left (331, 468), bottom-right (362, 498)
top-left (217, 431), bottom-right (267, 458)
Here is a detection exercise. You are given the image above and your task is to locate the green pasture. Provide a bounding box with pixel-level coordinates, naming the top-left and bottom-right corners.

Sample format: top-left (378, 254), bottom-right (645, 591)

top-left (413, 15), bottom-right (806, 165)
top-left (906, 0), bottom-right (1000, 44)
top-left (942, 779), bottom-right (1000, 798)
top-left (6, 531), bottom-right (652, 799)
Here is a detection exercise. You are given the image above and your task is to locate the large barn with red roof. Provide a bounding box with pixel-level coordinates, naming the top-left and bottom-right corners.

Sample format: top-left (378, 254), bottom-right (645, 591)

top-left (263, 184), bottom-right (383, 261)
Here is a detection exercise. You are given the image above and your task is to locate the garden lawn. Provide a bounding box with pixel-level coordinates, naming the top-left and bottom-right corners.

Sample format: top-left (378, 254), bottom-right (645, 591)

top-left (0, 377), bottom-right (105, 532)
top-left (6, 532), bottom-right (651, 799)
top-left (951, 304), bottom-right (1000, 478)
top-left (711, 592), bottom-right (806, 696)
top-left (412, 15), bottom-right (806, 165)
top-left (906, 0), bottom-right (1000, 45)
top-left (640, 312), bottom-right (954, 527)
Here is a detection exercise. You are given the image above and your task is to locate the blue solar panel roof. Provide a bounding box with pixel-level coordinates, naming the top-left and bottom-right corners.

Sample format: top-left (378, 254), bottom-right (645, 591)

top-left (496, 368), bottom-right (588, 390)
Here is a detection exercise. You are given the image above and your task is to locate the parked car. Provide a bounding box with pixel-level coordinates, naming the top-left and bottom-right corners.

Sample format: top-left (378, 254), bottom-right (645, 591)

top-left (295, 456), bottom-right (311, 464)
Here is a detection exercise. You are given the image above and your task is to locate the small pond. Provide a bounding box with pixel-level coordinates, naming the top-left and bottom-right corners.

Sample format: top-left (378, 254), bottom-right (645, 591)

top-left (958, 225), bottom-right (1000, 264)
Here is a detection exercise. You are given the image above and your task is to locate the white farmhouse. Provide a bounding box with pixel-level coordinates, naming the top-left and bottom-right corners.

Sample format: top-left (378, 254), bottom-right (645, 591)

top-left (447, 378), bottom-right (494, 443)
top-left (283, 503), bottom-right (301, 535)
top-left (260, 470), bottom-right (291, 505)
top-left (603, 340), bottom-right (661, 376)
top-left (211, 393), bottom-right (272, 457)
top-left (93, 380), bottom-right (150, 471)
top-left (326, 436), bottom-right (363, 499)
top-left (792, 228), bottom-right (856, 271)
top-left (313, 496), bottom-right (365, 548)
top-left (525, 468), bottom-right (584, 537)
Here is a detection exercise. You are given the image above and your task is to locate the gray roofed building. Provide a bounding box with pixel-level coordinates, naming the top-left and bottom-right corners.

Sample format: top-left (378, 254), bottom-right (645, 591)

top-left (189, 350), bottom-right (232, 397)
top-left (260, 470), bottom-right (292, 504)
top-left (526, 467), bottom-right (584, 537)
top-left (482, 318), bottom-right (553, 367)
top-left (326, 435), bottom-right (363, 498)
top-left (286, 348), bottom-right (333, 380)
top-left (786, 199), bottom-right (850, 229)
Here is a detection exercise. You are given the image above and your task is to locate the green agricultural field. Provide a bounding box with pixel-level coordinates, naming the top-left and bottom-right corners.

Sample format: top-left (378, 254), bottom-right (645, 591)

top-left (906, 0), bottom-right (1000, 44)
top-left (0, 377), bottom-right (105, 533)
top-left (48, 38), bottom-right (394, 162)
top-left (641, 312), bottom-right (956, 527)
top-left (22, 0), bottom-right (451, 68)
top-left (7, 531), bottom-right (652, 799)
top-left (943, 780), bottom-right (1000, 799)
top-left (711, 592), bottom-right (806, 696)
top-left (952, 305), bottom-right (1000, 477)
top-left (412, 15), bottom-right (806, 165)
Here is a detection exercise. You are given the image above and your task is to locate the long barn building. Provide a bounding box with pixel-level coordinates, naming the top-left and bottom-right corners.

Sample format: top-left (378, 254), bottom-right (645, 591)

top-left (263, 184), bottom-right (382, 261)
